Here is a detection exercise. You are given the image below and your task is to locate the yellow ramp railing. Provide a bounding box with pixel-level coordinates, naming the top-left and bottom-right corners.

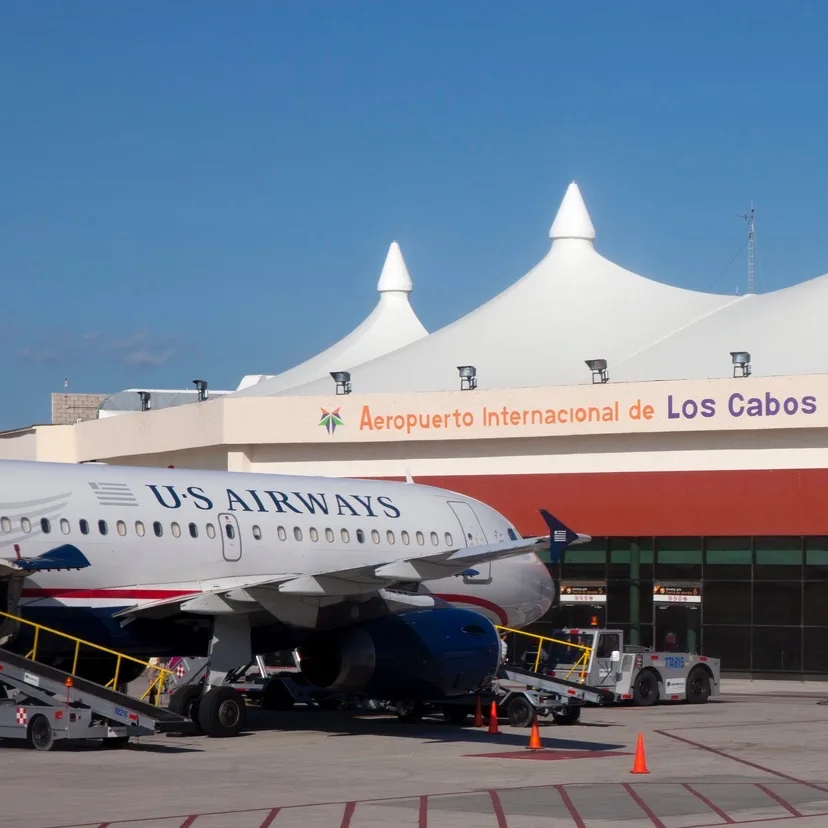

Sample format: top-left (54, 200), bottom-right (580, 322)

top-left (0, 609), bottom-right (174, 704)
top-left (496, 625), bottom-right (593, 682)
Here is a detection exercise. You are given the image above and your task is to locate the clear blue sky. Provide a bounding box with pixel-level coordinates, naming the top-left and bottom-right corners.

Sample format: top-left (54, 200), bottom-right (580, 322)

top-left (1, 1), bottom-right (826, 429)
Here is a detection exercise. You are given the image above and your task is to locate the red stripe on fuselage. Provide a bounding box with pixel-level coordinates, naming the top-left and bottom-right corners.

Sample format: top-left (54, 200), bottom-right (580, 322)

top-left (20, 588), bottom-right (199, 600)
top-left (434, 594), bottom-right (508, 626)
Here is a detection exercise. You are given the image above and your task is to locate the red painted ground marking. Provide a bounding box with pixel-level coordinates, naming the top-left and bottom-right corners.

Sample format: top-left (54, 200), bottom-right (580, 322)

top-left (258, 808), bottom-right (280, 827)
top-left (756, 784), bottom-right (803, 818)
top-left (488, 790), bottom-right (508, 828)
top-left (418, 795), bottom-right (428, 828)
top-left (467, 749), bottom-right (631, 761)
top-left (622, 784), bottom-right (667, 828)
top-left (340, 801), bottom-right (356, 828)
top-left (179, 819), bottom-right (198, 828)
top-left (554, 784), bottom-right (585, 828)
top-left (655, 730), bottom-right (828, 795)
top-left (682, 783), bottom-right (736, 824)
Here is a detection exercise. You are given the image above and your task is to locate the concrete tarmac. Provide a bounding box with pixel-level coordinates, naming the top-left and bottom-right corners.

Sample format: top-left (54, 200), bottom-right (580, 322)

top-left (3, 680), bottom-right (828, 828)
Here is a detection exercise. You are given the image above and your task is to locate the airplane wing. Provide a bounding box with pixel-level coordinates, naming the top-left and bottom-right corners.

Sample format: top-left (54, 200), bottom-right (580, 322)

top-left (113, 534), bottom-right (550, 622)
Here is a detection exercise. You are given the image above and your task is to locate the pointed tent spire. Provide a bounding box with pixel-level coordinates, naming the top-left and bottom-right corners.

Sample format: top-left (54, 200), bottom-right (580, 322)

top-left (377, 241), bottom-right (413, 293)
top-left (549, 181), bottom-right (596, 243)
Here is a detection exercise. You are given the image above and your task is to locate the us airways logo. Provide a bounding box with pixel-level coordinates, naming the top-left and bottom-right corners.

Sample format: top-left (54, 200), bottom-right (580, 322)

top-left (145, 484), bottom-right (401, 519)
top-left (319, 407), bottom-right (343, 436)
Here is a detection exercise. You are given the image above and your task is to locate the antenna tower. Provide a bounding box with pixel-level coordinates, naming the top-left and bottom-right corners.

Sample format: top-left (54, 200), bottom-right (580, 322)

top-left (737, 203), bottom-right (756, 294)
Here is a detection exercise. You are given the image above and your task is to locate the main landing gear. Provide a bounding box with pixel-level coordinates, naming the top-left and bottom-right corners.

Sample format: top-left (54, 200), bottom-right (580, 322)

top-left (169, 616), bottom-right (250, 738)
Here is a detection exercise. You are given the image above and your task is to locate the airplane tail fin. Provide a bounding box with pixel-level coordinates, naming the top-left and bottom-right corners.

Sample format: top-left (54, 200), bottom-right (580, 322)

top-left (540, 509), bottom-right (591, 563)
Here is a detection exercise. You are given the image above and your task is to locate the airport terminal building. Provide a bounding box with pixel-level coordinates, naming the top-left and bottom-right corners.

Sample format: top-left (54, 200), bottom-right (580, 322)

top-left (6, 183), bottom-right (828, 679)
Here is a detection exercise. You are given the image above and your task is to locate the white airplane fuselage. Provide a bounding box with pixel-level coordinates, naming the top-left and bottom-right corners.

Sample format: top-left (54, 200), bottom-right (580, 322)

top-left (0, 460), bottom-right (555, 668)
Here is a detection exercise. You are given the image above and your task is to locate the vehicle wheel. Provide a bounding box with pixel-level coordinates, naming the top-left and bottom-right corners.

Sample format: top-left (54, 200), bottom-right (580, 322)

top-left (169, 684), bottom-right (203, 731)
top-left (686, 667), bottom-right (711, 704)
top-left (261, 679), bottom-right (295, 711)
top-left (506, 695), bottom-right (535, 728)
top-left (442, 706), bottom-right (469, 725)
top-left (551, 706), bottom-right (581, 725)
top-left (29, 715), bottom-right (55, 752)
top-left (632, 670), bottom-right (660, 707)
top-left (395, 701), bottom-right (425, 723)
top-left (197, 686), bottom-right (247, 738)
top-left (101, 735), bottom-right (130, 749)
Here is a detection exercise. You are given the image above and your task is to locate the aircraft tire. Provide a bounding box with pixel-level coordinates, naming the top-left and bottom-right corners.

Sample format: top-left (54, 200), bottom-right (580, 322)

top-left (198, 686), bottom-right (247, 738)
top-left (169, 684), bottom-right (204, 732)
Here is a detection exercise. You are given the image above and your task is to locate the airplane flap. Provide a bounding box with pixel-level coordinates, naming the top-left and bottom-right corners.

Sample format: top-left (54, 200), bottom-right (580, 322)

top-left (0, 544), bottom-right (91, 576)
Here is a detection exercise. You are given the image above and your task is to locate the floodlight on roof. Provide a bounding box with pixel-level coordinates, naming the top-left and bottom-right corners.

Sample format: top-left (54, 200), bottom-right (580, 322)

top-left (192, 379), bottom-right (208, 401)
top-left (731, 351), bottom-right (751, 378)
top-left (585, 359), bottom-right (609, 384)
top-left (137, 391), bottom-right (151, 412)
top-left (331, 371), bottom-right (352, 395)
top-left (458, 365), bottom-right (477, 391)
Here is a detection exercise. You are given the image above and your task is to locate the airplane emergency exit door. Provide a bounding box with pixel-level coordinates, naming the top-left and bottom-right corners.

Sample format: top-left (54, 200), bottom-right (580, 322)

top-left (448, 501), bottom-right (490, 582)
top-left (218, 513), bottom-right (242, 562)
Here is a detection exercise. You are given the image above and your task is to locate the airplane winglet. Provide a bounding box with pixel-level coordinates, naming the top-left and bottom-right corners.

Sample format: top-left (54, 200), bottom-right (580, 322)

top-left (540, 510), bottom-right (591, 563)
top-left (6, 544), bottom-right (91, 573)
top-left (404, 467), bottom-right (415, 484)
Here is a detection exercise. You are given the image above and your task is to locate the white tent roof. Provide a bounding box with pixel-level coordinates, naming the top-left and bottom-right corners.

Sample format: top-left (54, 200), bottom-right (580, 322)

top-left (235, 241), bottom-right (428, 394)
top-left (252, 182), bottom-right (746, 397)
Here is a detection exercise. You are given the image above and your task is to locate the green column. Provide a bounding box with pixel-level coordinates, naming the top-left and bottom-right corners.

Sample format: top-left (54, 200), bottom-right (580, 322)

top-left (629, 541), bottom-right (640, 646)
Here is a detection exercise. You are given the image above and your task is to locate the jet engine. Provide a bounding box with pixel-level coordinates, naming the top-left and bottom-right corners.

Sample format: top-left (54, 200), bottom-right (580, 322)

top-left (295, 607), bottom-right (500, 700)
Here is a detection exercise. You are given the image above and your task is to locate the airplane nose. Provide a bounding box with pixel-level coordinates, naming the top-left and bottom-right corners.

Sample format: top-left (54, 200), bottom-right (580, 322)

top-left (501, 553), bottom-right (556, 629)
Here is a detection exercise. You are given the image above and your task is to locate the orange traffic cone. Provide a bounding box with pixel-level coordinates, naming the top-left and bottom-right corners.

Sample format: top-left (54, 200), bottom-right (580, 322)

top-left (473, 696), bottom-right (483, 727)
top-left (488, 700), bottom-right (499, 734)
top-left (527, 715), bottom-right (543, 750)
top-left (630, 732), bottom-right (650, 774)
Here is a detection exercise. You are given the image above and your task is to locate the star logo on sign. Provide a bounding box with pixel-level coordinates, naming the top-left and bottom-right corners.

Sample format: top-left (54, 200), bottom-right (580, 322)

top-left (319, 407), bottom-right (344, 436)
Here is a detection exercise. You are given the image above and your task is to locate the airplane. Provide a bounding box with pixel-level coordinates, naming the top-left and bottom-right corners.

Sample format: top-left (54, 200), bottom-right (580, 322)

top-left (0, 459), bottom-right (589, 737)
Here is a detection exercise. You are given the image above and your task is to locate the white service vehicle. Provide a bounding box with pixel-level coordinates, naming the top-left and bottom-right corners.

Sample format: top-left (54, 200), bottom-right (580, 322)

top-left (524, 627), bottom-right (721, 706)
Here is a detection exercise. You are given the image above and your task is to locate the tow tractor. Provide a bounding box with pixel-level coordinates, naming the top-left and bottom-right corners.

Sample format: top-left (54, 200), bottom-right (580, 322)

top-left (516, 626), bottom-right (721, 706)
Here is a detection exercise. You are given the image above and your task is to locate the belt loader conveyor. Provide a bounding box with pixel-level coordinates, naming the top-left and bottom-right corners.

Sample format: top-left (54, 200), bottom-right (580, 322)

top-left (0, 647), bottom-right (193, 751)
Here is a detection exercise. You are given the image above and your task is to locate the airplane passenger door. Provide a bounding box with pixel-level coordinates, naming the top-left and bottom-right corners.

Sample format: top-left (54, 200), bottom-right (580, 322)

top-left (448, 501), bottom-right (490, 583)
top-left (218, 513), bottom-right (242, 562)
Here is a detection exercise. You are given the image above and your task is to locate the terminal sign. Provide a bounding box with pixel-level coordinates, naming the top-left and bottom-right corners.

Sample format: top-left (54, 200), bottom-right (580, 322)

top-left (653, 584), bottom-right (701, 604)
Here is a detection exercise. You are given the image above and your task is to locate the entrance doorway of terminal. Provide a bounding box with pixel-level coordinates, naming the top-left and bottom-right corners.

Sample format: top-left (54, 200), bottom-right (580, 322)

top-left (653, 582), bottom-right (701, 654)
top-left (557, 581), bottom-right (606, 629)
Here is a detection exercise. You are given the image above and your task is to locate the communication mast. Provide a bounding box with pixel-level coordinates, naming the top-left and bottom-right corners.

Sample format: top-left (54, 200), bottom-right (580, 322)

top-left (737, 203), bottom-right (756, 294)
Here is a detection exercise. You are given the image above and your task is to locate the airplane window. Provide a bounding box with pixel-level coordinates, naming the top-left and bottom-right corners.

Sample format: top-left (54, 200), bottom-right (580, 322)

top-left (41, 518), bottom-right (51, 534)
top-left (79, 519), bottom-right (89, 535)
top-left (60, 518), bottom-right (70, 535)
top-left (0, 517), bottom-right (9, 533)
top-left (153, 521), bottom-right (163, 538)
top-left (293, 527), bottom-right (302, 541)
top-left (253, 525), bottom-right (263, 540)
top-left (206, 523), bottom-right (216, 539)
top-left (341, 529), bottom-right (350, 543)
top-left (309, 527), bottom-right (318, 542)
top-left (189, 522), bottom-right (198, 539)
top-left (325, 527), bottom-right (334, 543)
top-left (430, 531), bottom-right (439, 546)
top-left (356, 529), bottom-right (365, 544)
top-left (225, 523), bottom-right (236, 540)
top-left (371, 529), bottom-right (380, 544)
top-left (386, 530), bottom-right (395, 545)
top-left (98, 520), bottom-right (108, 536)
top-left (171, 522), bottom-right (181, 538)
top-left (277, 526), bottom-right (286, 541)
top-left (401, 530), bottom-right (410, 545)
top-left (117, 520), bottom-right (127, 537)
top-left (445, 532), bottom-right (453, 546)
top-left (415, 531), bottom-right (424, 546)
top-left (21, 517), bottom-right (31, 533)
top-left (135, 521), bottom-right (145, 537)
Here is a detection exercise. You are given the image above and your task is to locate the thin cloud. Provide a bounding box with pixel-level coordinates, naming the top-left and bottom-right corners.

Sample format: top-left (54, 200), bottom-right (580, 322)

top-left (16, 346), bottom-right (59, 364)
top-left (122, 348), bottom-right (176, 367)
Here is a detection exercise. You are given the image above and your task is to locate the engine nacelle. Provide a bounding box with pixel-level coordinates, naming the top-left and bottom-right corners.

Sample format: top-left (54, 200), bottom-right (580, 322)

top-left (296, 607), bottom-right (500, 700)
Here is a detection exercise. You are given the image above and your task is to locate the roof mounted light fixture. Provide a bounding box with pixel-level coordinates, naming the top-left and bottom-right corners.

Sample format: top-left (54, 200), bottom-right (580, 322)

top-left (731, 351), bottom-right (751, 378)
top-left (458, 365), bottom-right (477, 391)
top-left (192, 378), bottom-right (208, 401)
top-left (331, 371), bottom-right (352, 395)
top-left (137, 391), bottom-right (151, 412)
top-left (585, 359), bottom-right (609, 384)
